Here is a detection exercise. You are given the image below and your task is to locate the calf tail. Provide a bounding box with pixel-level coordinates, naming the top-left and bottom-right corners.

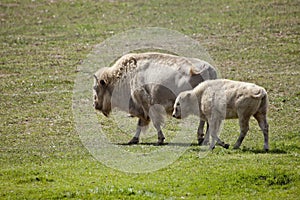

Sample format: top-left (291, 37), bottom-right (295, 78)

top-left (250, 87), bottom-right (268, 114)
top-left (260, 90), bottom-right (269, 113)
top-left (251, 87), bottom-right (266, 99)
top-left (257, 89), bottom-right (268, 113)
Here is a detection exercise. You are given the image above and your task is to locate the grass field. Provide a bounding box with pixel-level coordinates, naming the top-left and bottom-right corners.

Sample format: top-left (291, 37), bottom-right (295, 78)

top-left (1, 0), bottom-right (299, 199)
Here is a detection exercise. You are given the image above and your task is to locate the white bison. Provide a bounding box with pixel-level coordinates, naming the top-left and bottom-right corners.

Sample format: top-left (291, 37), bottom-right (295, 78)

top-left (172, 79), bottom-right (269, 151)
top-left (93, 52), bottom-right (217, 145)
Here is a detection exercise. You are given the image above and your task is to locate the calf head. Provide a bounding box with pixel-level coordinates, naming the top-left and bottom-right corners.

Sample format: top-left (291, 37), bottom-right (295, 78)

top-left (172, 91), bottom-right (195, 119)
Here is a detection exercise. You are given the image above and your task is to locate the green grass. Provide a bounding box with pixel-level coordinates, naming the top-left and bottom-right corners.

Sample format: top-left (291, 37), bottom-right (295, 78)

top-left (1, 0), bottom-right (299, 199)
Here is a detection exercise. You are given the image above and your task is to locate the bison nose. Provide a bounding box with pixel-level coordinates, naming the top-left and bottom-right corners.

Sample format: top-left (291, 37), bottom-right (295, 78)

top-left (93, 102), bottom-right (101, 110)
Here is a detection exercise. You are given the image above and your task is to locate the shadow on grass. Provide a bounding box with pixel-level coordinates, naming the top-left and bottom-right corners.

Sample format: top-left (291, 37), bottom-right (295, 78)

top-left (116, 142), bottom-right (200, 147)
top-left (240, 147), bottom-right (287, 154)
top-left (116, 142), bottom-right (288, 154)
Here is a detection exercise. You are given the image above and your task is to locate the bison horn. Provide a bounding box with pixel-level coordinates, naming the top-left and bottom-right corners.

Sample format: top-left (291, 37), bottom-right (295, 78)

top-left (93, 75), bottom-right (99, 83)
top-left (94, 75), bottom-right (106, 86)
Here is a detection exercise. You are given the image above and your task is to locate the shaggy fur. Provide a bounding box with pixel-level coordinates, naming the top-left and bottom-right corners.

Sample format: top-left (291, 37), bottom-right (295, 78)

top-left (93, 52), bottom-right (217, 144)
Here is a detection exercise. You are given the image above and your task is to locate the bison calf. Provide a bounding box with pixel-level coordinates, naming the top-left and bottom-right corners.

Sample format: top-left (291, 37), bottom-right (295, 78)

top-left (172, 79), bottom-right (269, 151)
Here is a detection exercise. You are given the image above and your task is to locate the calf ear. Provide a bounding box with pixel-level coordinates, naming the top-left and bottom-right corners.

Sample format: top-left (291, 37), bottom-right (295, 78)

top-left (190, 67), bottom-right (201, 76)
top-left (185, 92), bottom-right (192, 100)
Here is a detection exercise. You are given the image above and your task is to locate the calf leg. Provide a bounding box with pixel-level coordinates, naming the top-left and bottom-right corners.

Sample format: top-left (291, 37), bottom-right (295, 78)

top-left (208, 119), bottom-right (229, 150)
top-left (128, 118), bottom-right (150, 145)
top-left (197, 120), bottom-right (210, 145)
top-left (197, 120), bottom-right (205, 144)
top-left (254, 113), bottom-right (269, 151)
top-left (202, 123), bottom-right (210, 145)
top-left (233, 116), bottom-right (250, 149)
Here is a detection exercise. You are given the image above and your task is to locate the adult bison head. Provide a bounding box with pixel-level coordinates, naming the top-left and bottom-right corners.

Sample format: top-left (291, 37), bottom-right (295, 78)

top-left (93, 67), bottom-right (113, 117)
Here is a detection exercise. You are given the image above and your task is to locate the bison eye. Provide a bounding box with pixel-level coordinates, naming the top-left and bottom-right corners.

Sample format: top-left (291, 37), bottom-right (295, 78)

top-left (100, 80), bottom-right (106, 86)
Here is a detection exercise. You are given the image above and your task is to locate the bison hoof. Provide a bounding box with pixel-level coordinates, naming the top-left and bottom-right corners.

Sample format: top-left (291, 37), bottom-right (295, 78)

top-left (224, 144), bottom-right (230, 149)
top-left (156, 138), bottom-right (165, 145)
top-left (198, 139), bottom-right (209, 146)
top-left (128, 137), bottom-right (139, 145)
top-left (198, 138), bottom-right (204, 145)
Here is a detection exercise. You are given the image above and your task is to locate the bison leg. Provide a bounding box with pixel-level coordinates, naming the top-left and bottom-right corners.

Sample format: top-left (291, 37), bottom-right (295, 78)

top-left (148, 104), bottom-right (165, 145)
top-left (128, 125), bottom-right (140, 145)
top-left (208, 119), bottom-right (229, 150)
top-left (254, 113), bottom-right (269, 151)
top-left (128, 118), bottom-right (150, 145)
top-left (233, 116), bottom-right (250, 149)
top-left (152, 121), bottom-right (165, 145)
top-left (157, 130), bottom-right (165, 145)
